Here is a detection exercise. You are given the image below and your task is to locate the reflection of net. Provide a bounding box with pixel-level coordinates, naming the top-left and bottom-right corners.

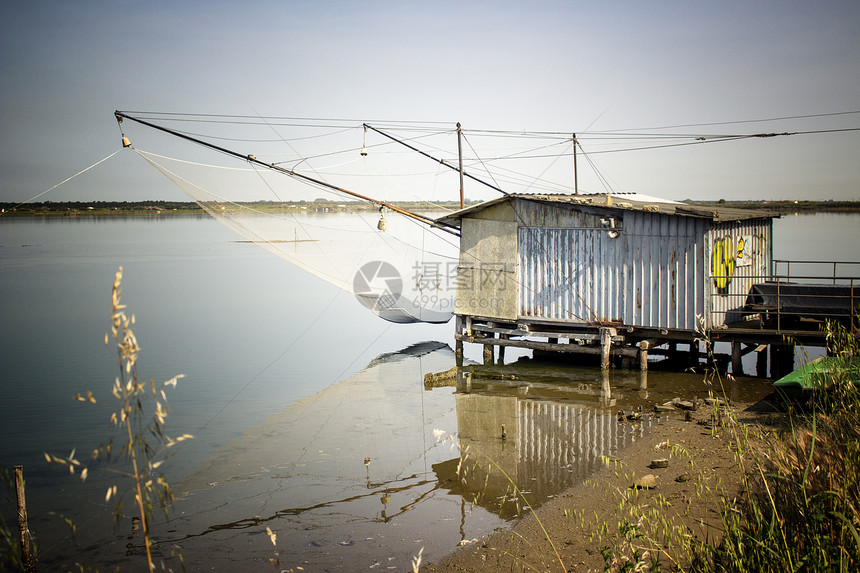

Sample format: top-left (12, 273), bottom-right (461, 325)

top-left (137, 150), bottom-right (458, 323)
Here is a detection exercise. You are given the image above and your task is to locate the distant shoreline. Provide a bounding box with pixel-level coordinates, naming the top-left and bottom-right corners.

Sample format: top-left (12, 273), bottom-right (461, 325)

top-left (690, 199), bottom-right (860, 214)
top-left (2, 199), bottom-right (859, 217)
top-left (0, 200), bottom-right (470, 217)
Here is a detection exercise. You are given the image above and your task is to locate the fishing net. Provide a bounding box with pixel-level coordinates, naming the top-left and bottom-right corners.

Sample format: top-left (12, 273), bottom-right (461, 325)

top-left (135, 150), bottom-right (460, 323)
top-left (116, 113), bottom-right (597, 324)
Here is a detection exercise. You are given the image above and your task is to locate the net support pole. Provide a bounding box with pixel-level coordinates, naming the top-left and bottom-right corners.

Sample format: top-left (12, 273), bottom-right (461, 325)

top-left (457, 123), bottom-right (464, 208)
top-left (573, 133), bottom-right (579, 196)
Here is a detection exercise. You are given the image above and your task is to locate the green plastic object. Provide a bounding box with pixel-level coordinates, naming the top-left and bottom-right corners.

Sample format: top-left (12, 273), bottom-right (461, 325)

top-left (773, 356), bottom-right (860, 391)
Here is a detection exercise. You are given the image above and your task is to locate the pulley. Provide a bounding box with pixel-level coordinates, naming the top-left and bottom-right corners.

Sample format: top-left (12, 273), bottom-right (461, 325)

top-left (117, 114), bottom-right (131, 148)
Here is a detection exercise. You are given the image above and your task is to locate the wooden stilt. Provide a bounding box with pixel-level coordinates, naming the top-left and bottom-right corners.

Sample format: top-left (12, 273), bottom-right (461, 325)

top-left (731, 341), bottom-right (744, 376)
top-left (454, 314), bottom-right (464, 358)
top-left (454, 316), bottom-right (464, 366)
top-left (769, 344), bottom-right (778, 378)
top-left (770, 343), bottom-right (795, 379)
top-left (638, 340), bottom-right (650, 372)
top-left (667, 342), bottom-right (677, 363)
top-left (483, 342), bottom-right (494, 365)
top-left (600, 328), bottom-right (612, 370)
top-left (690, 341), bottom-right (701, 369)
top-left (756, 344), bottom-right (768, 377)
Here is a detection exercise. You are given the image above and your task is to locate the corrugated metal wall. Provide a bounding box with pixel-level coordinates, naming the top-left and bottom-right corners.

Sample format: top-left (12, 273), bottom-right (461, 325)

top-left (517, 209), bottom-right (709, 330)
top-left (624, 212), bottom-right (708, 330)
top-left (706, 218), bottom-right (772, 327)
top-left (518, 226), bottom-right (624, 322)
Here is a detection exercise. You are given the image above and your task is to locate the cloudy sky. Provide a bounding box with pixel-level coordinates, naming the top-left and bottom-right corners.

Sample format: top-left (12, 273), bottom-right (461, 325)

top-left (1, 0), bottom-right (858, 203)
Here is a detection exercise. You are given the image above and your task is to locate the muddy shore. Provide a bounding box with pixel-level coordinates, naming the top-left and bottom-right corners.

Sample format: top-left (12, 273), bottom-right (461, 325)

top-left (422, 395), bottom-right (781, 572)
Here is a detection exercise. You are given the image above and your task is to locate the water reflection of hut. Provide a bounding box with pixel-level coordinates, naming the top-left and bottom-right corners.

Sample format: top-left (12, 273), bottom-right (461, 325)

top-left (437, 368), bottom-right (653, 518)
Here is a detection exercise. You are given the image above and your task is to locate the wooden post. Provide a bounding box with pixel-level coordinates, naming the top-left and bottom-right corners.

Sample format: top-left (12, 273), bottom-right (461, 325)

top-left (756, 344), bottom-right (768, 377)
top-left (770, 343), bottom-right (795, 379)
top-left (600, 328), bottom-right (612, 370)
top-left (638, 340), bottom-right (650, 372)
top-left (483, 342), bottom-right (494, 365)
top-left (731, 341), bottom-right (744, 376)
top-left (667, 342), bottom-right (677, 362)
top-left (689, 340), bottom-right (701, 369)
top-left (497, 334), bottom-right (508, 364)
top-left (769, 344), bottom-right (780, 378)
top-left (14, 466), bottom-right (36, 572)
top-left (454, 315), bottom-right (464, 366)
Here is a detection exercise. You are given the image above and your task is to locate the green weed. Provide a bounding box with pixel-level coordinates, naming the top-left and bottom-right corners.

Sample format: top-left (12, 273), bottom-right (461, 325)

top-left (690, 319), bottom-right (860, 572)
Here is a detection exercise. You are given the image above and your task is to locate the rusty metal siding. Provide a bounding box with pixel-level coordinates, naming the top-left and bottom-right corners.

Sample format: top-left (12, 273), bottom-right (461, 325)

top-left (706, 218), bottom-right (773, 327)
top-left (518, 209), bottom-right (709, 330)
top-left (518, 226), bottom-right (625, 323)
top-left (625, 212), bottom-right (708, 330)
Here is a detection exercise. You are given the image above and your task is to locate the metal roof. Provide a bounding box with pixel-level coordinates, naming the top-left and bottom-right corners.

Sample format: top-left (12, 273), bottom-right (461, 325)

top-left (435, 193), bottom-right (779, 226)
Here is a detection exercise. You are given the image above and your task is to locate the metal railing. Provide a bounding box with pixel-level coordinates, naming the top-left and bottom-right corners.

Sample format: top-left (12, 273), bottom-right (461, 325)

top-left (709, 260), bottom-right (860, 331)
top-left (773, 259), bottom-right (860, 285)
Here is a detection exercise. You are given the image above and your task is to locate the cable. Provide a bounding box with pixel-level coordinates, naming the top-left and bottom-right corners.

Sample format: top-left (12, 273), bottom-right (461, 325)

top-left (596, 110), bottom-right (860, 132)
top-left (1, 150), bottom-right (121, 214)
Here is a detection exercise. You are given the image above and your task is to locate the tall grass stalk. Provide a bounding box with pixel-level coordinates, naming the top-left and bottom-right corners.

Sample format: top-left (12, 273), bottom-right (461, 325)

top-left (46, 267), bottom-right (191, 571)
top-left (1, 467), bottom-right (29, 570)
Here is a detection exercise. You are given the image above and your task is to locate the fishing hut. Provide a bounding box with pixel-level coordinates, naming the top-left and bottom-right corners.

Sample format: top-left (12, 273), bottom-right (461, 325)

top-left (437, 193), bottom-right (846, 376)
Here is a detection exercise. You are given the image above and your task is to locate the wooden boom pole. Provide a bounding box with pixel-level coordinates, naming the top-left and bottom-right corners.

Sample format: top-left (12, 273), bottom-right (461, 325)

top-left (114, 111), bottom-right (460, 236)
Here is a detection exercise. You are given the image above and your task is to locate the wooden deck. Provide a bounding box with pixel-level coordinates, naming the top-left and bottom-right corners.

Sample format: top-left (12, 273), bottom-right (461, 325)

top-left (455, 261), bottom-right (859, 379)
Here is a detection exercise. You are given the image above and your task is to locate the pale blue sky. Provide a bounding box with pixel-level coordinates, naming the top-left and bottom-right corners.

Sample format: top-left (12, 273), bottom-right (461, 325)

top-left (1, 0), bottom-right (858, 202)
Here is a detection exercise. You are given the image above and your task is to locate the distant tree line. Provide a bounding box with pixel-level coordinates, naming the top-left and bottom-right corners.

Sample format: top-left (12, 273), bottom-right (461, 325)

top-left (0, 200), bottom-right (204, 214)
top-left (3, 198), bottom-right (857, 216)
top-left (687, 199), bottom-right (860, 214)
top-left (0, 198), bottom-right (478, 216)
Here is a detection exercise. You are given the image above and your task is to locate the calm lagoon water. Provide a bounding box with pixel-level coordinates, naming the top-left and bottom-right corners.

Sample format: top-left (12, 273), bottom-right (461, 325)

top-left (0, 212), bottom-right (856, 571)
